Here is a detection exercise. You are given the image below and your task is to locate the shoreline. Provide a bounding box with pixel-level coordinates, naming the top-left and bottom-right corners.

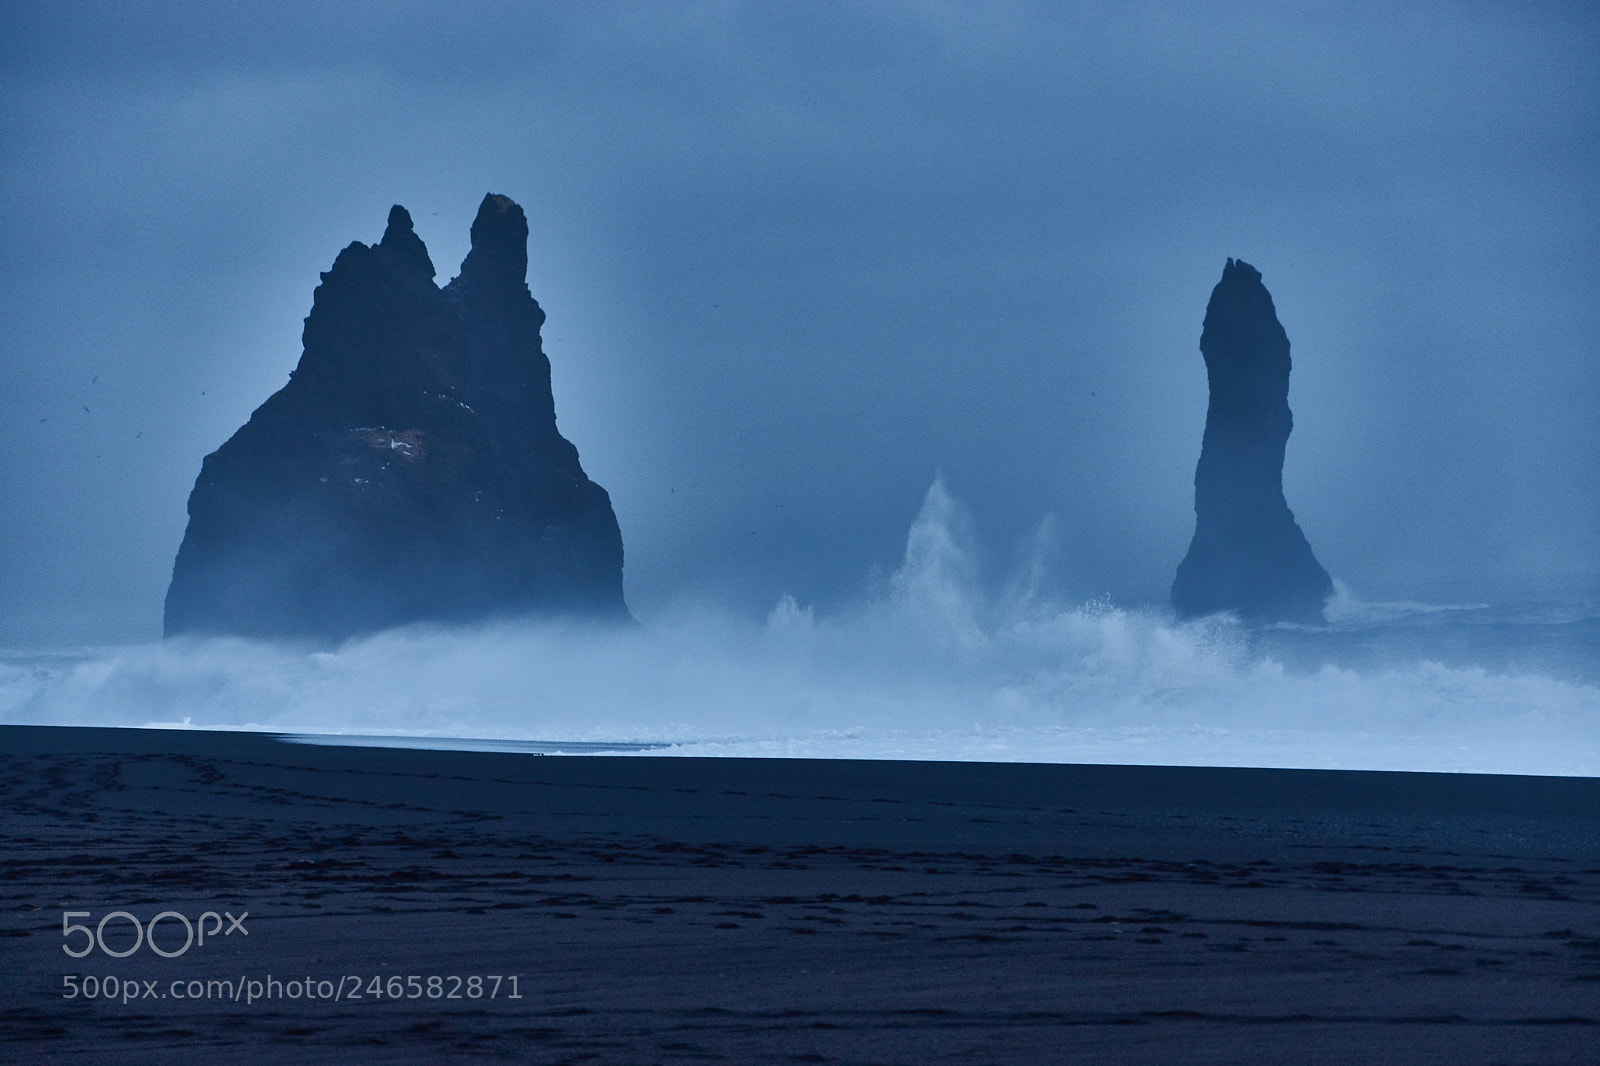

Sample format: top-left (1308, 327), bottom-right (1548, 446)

top-left (2, 723), bottom-right (1597, 1063)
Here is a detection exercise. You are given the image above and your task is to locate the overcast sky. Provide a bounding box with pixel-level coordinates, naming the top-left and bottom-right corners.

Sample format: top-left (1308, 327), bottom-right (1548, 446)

top-left (2, 1), bottom-right (1596, 642)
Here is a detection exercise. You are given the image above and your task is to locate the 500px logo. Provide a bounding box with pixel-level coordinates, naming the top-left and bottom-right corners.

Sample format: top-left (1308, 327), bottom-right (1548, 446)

top-left (62, 910), bottom-right (248, 959)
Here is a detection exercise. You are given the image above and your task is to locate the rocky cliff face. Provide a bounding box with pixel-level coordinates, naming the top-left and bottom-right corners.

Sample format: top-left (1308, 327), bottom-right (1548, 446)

top-left (164, 195), bottom-right (630, 640)
top-left (1172, 258), bottom-right (1332, 624)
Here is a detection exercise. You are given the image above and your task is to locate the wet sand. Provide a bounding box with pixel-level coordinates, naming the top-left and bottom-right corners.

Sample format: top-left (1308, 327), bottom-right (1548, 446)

top-left (1, 724), bottom-right (1597, 1063)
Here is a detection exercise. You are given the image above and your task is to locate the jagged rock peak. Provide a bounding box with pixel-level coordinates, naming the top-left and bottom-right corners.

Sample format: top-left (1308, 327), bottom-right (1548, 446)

top-left (456, 192), bottom-right (529, 291)
top-left (1221, 256), bottom-right (1257, 281)
top-left (1172, 258), bottom-right (1332, 624)
top-left (1203, 258), bottom-right (1287, 364)
top-left (164, 196), bottom-right (628, 641)
top-left (384, 203), bottom-right (416, 238)
top-left (373, 204), bottom-right (436, 282)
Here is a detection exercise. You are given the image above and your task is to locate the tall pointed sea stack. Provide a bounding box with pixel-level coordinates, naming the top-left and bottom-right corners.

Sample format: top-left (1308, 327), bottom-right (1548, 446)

top-left (164, 194), bottom-right (629, 640)
top-left (1172, 258), bottom-right (1331, 624)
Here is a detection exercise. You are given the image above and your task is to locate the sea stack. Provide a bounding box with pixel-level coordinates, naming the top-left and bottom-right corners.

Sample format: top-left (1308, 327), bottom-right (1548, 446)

top-left (1172, 258), bottom-right (1332, 624)
top-left (164, 194), bottom-right (630, 641)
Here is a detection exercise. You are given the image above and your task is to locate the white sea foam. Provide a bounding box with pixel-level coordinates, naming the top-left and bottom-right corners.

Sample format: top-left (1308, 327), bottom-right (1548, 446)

top-left (4, 479), bottom-right (1597, 777)
top-left (1322, 581), bottom-right (1489, 627)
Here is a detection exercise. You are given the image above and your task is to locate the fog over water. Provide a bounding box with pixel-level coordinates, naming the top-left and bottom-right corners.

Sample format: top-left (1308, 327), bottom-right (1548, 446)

top-left (1, 4), bottom-right (1596, 773)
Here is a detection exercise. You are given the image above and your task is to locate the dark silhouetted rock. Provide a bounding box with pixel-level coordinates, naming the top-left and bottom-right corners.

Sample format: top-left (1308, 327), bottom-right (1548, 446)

top-left (164, 195), bottom-right (630, 640)
top-left (1172, 258), bottom-right (1331, 624)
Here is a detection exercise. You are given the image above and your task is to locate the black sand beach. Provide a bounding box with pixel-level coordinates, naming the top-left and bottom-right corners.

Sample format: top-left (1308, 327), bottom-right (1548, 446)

top-left (2, 725), bottom-right (1596, 1064)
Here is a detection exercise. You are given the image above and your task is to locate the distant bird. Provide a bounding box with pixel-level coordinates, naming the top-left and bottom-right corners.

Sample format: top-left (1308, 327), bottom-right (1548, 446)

top-left (82, 405), bottom-right (90, 413)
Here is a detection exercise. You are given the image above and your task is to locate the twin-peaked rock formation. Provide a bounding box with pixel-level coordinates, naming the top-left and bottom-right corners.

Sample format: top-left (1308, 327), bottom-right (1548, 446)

top-left (164, 195), bottom-right (629, 641)
top-left (1172, 258), bottom-right (1331, 624)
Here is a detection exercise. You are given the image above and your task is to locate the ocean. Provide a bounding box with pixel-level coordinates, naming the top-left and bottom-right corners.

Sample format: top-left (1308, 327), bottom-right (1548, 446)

top-left (4, 484), bottom-right (1596, 778)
